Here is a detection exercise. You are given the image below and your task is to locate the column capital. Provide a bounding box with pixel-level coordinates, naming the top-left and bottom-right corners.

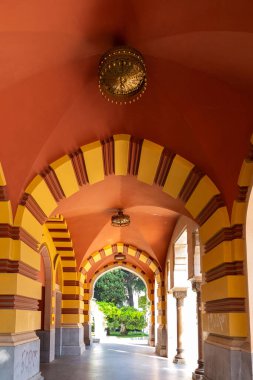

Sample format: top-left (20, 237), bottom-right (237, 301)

top-left (191, 280), bottom-right (202, 293)
top-left (173, 289), bottom-right (187, 300)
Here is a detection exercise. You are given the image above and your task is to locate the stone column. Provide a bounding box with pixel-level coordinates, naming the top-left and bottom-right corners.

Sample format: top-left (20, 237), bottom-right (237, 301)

top-left (149, 288), bottom-right (155, 347)
top-left (83, 322), bottom-right (92, 345)
top-left (0, 332), bottom-right (43, 380)
top-left (192, 281), bottom-right (204, 379)
top-left (173, 290), bottom-right (187, 364)
top-left (61, 324), bottom-right (85, 355)
top-left (149, 323), bottom-right (155, 347)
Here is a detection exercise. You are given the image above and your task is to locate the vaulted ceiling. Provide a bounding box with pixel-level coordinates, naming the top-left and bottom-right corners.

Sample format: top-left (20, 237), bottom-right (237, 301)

top-left (1, 1), bottom-right (253, 269)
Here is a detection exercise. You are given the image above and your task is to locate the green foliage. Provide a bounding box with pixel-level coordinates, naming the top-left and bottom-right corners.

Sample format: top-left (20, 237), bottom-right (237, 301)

top-left (97, 301), bottom-right (147, 335)
top-left (94, 268), bottom-right (146, 308)
top-left (119, 306), bottom-right (146, 333)
top-left (94, 270), bottom-right (127, 307)
top-left (109, 331), bottom-right (148, 337)
top-left (97, 302), bottom-right (120, 331)
top-left (138, 295), bottom-right (149, 311)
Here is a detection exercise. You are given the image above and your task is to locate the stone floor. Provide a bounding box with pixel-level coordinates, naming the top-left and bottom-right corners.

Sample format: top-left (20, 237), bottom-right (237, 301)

top-left (41, 340), bottom-right (193, 380)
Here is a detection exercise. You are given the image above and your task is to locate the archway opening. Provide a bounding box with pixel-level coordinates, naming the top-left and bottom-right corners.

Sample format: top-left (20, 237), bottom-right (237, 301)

top-left (167, 226), bottom-right (199, 371)
top-left (91, 267), bottom-right (150, 343)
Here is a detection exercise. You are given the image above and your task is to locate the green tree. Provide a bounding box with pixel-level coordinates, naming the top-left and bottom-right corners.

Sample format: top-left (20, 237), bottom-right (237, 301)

top-left (94, 269), bottom-right (147, 308)
top-left (122, 270), bottom-right (146, 307)
top-left (94, 270), bottom-right (127, 307)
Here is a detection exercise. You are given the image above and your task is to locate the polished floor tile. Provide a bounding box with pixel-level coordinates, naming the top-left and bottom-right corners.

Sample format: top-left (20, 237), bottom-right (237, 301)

top-left (41, 341), bottom-right (193, 380)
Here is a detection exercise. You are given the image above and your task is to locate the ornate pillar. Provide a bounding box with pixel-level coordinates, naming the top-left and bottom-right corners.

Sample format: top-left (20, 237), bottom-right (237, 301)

top-left (192, 281), bottom-right (204, 380)
top-left (173, 290), bottom-right (187, 364)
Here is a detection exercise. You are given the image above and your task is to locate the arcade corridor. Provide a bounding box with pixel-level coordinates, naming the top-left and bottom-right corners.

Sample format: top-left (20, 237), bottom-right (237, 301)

top-left (0, 1), bottom-right (253, 379)
top-left (41, 341), bottom-right (191, 380)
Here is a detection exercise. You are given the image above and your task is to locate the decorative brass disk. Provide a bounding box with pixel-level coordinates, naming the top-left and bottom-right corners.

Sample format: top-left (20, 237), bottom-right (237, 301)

top-left (99, 47), bottom-right (147, 104)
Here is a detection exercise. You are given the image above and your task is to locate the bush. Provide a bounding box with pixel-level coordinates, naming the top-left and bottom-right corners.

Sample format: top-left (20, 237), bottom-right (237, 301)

top-left (97, 302), bottom-right (147, 335)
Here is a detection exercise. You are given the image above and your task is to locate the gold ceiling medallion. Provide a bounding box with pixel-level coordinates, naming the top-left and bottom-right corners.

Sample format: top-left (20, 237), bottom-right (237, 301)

top-left (99, 46), bottom-right (147, 104)
top-left (111, 209), bottom-right (130, 227)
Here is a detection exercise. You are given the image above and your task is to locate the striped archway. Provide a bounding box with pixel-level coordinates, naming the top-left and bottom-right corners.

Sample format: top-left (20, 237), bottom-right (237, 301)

top-left (79, 243), bottom-right (163, 327)
top-left (229, 134), bottom-right (253, 347)
top-left (45, 216), bottom-right (83, 325)
top-left (2, 134), bottom-right (240, 352)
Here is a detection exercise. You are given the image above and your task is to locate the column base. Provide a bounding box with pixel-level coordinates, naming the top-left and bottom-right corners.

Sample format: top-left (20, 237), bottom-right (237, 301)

top-left (61, 325), bottom-right (85, 356)
top-left (29, 373), bottom-right (44, 380)
top-left (36, 329), bottom-right (55, 363)
top-left (0, 334), bottom-right (42, 380)
top-left (55, 327), bottom-right (63, 357)
top-left (83, 323), bottom-right (92, 346)
top-left (155, 325), bottom-right (167, 357)
top-left (192, 360), bottom-right (204, 379)
top-left (173, 356), bottom-right (185, 364)
top-left (192, 372), bottom-right (204, 380)
top-left (149, 324), bottom-right (155, 347)
top-left (173, 348), bottom-right (185, 364)
top-left (204, 341), bottom-right (253, 380)
top-left (148, 338), bottom-right (155, 347)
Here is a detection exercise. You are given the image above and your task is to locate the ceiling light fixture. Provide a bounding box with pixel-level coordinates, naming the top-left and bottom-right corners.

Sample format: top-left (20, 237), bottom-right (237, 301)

top-left (99, 46), bottom-right (147, 104)
top-left (111, 209), bottom-right (130, 227)
top-left (114, 253), bottom-right (126, 261)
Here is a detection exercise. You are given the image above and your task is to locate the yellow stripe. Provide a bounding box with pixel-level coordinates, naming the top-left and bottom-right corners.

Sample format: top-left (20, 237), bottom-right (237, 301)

top-left (0, 201), bottom-right (12, 224)
top-left (15, 206), bottom-right (42, 242)
top-left (25, 175), bottom-right (57, 217)
top-left (81, 141), bottom-right (104, 184)
top-left (114, 134), bottom-right (130, 175)
top-left (0, 310), bottom-right (41, 333)
top-left (62, 315), bottom-right (84, 324)
top-left (185, 176), bottom-right (219, 218)
top-left (137, 140), bottom-right (163, 185)
top-left (50, 155), bottom-right (79, 197)
top-left (238, 161), bottom-right (253, 187)
top-left (199, 207), bottom-right (230, 244)
top-left (163, 155), bottom-right (194, 198)
top-left (0, 273), bottom-right (41, 300)
top-left (202, 275), bottom-right (246, 302)
top-left (203, 312), bottom-right (247, 337)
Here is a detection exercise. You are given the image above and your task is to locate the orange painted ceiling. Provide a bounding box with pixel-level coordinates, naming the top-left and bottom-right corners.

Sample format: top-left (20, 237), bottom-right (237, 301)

top-left (1, 1), bottom-right (253, 270)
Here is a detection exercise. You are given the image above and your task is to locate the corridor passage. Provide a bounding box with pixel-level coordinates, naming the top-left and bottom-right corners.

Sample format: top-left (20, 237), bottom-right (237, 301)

top-left (41, 341), bottom-right (192, 380)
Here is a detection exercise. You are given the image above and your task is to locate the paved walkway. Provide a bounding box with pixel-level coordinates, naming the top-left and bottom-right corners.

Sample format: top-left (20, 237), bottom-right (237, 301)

top-left (41, 340), bottom-right (193, 380)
